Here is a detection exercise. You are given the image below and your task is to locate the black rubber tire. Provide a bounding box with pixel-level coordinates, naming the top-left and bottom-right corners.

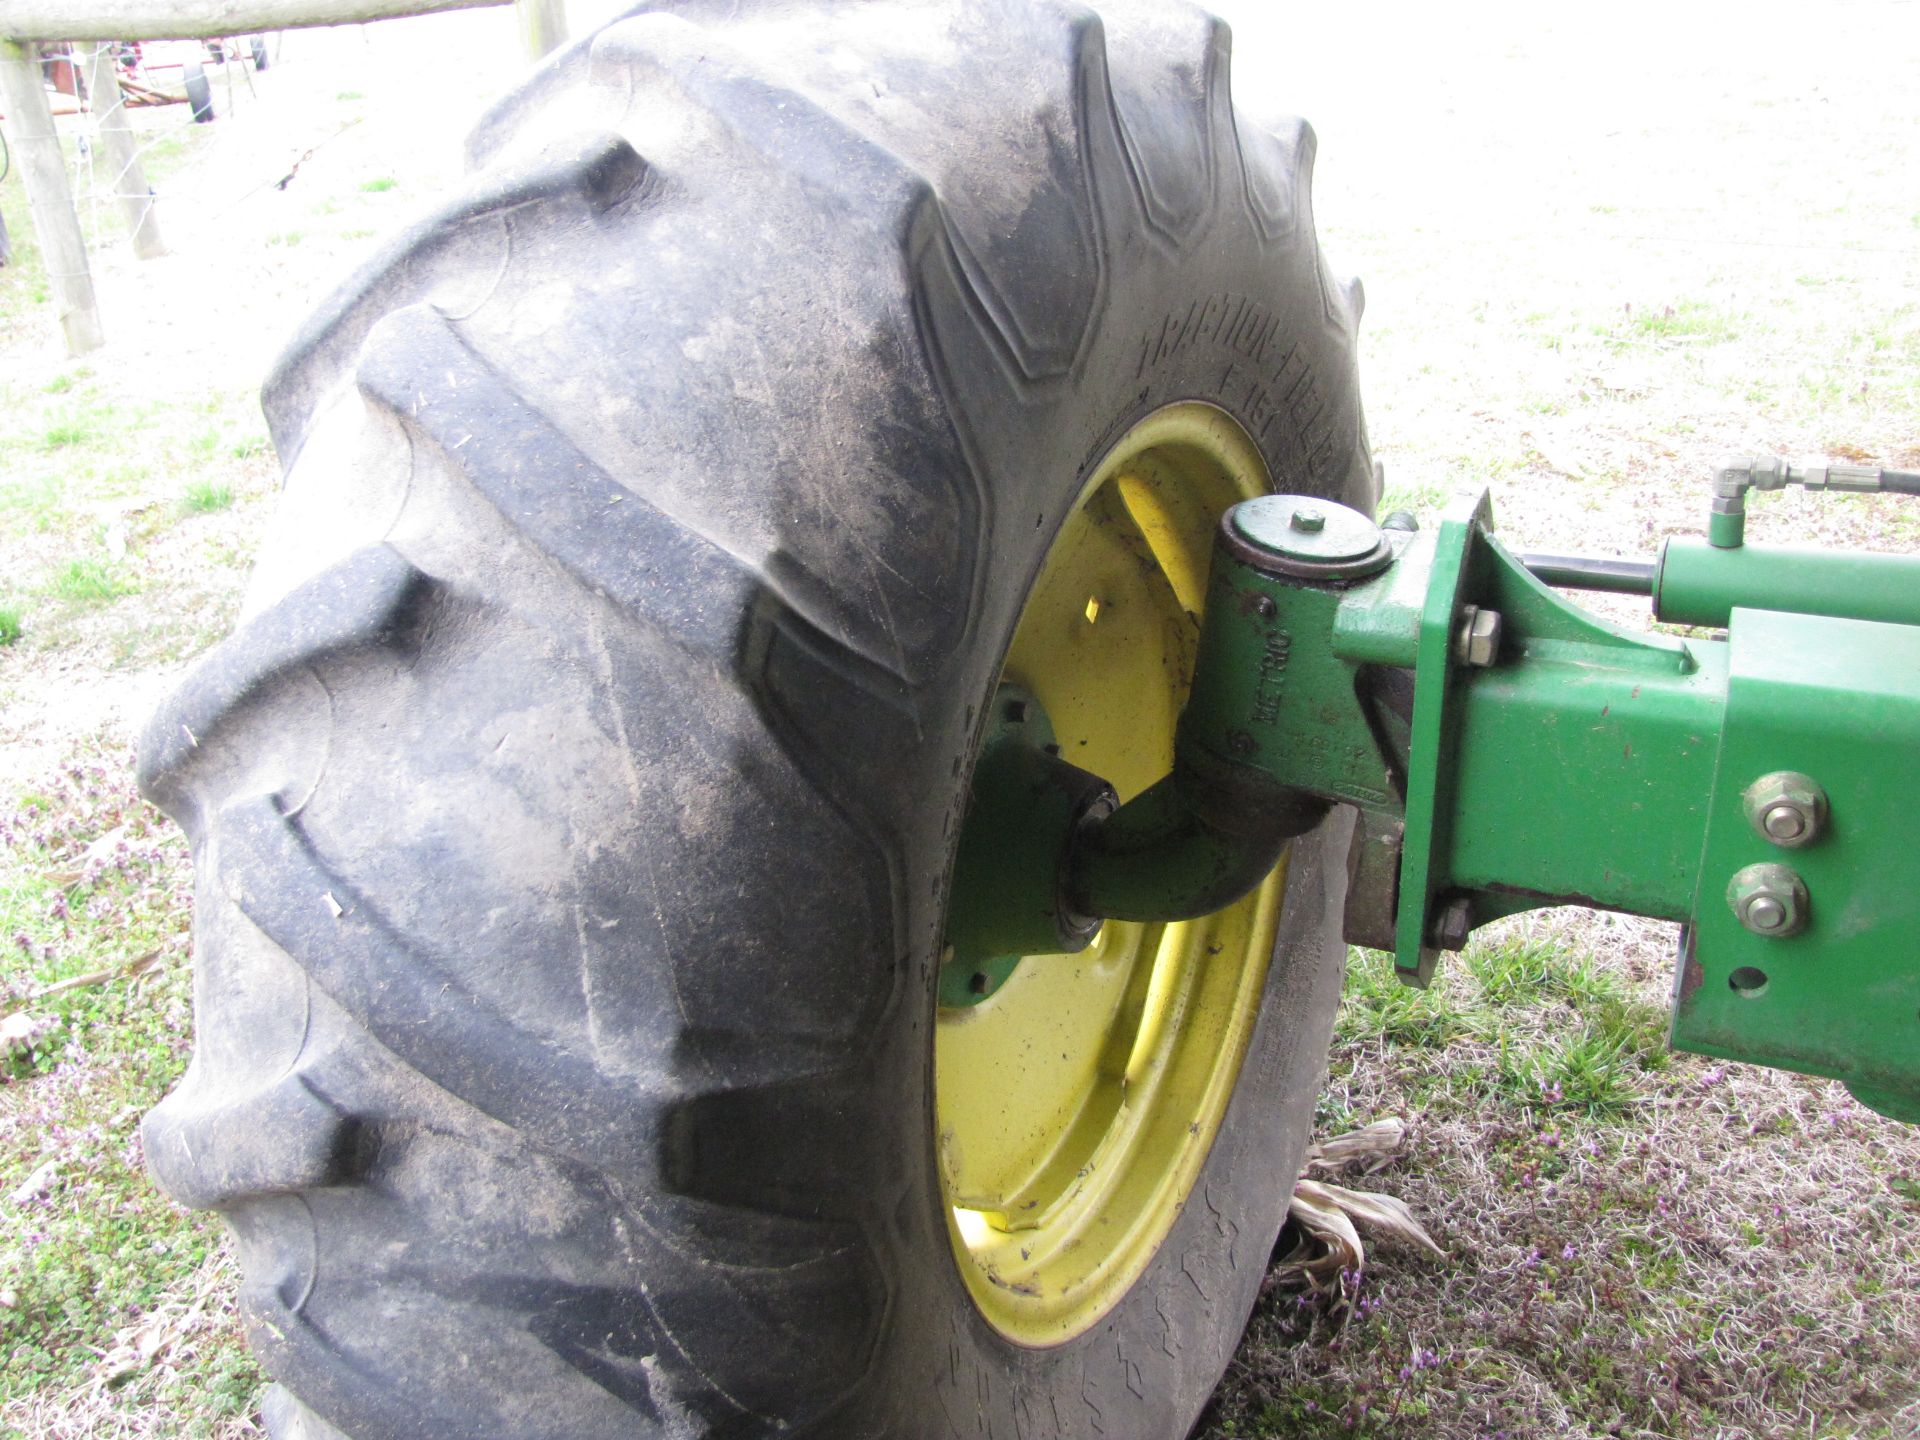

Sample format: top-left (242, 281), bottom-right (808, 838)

top-left (183, 59), bottom-right (213, 123)
top-left (138, 4), bottom-right (1374, 1436)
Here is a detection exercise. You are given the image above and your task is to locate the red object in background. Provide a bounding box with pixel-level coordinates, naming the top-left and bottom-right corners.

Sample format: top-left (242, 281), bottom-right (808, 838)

top-left (43, 52), bottom-right (78, 97)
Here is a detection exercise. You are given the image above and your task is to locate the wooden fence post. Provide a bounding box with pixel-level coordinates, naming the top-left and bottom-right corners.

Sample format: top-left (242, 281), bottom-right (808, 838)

top-left (0, 39), bottom-right (104, 354)
top-left (84, 43), bottom-right (165, 259)
top-left (515, 0), bottom-right (564, 60)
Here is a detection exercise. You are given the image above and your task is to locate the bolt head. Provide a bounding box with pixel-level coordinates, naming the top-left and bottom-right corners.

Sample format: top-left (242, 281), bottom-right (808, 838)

top-left (1761, 802), bottom-right (1806, 843)
top-left (1452, 606), bottom-right (1504, 668)
top-left (1430, 897), bottom-right (1473, 951)
top-left (1290, 506), bottom-right (1327, 534)
top-left (1726, 862), bottom-right (1809, 939)
top-left (1742, 771), bottom-right (1827, 849)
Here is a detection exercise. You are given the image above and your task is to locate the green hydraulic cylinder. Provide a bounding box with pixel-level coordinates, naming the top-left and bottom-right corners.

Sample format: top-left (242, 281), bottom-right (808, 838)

top-left (1654, 537), bottom-right (1920, 630)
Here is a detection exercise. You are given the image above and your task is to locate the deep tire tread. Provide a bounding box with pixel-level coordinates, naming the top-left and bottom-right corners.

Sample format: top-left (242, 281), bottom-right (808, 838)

top-left (142, 6), bottom-right (1374, 1437)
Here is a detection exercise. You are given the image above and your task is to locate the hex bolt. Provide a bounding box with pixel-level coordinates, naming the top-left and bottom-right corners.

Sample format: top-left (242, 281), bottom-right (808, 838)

top-left (1289, 505), bottom-right (1327, 534)
top-left (1742, 771), bottom-right (1827, 849)
top-left (1727, 862), bottom-right (1809, 939)
top-left (1430, 897), bottom-right (1473, 951)
top-left (1762, 803), bottom-right (1805, 843)
top-left (1452, 606), bottom-right (1503, 668)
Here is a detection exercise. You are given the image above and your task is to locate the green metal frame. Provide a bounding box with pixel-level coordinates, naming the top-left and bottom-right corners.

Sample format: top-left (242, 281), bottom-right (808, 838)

top-left (946, 484), bottom-right (1920, 1123)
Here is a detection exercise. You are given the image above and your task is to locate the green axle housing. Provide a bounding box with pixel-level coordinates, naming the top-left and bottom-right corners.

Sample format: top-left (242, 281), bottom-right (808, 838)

top-left (947, 482), bottom-right (1920, 1123)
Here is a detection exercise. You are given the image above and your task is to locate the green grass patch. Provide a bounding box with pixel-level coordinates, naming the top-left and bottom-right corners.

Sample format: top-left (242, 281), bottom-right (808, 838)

top-left (50, 558), bottom-right (132, 603)
top-left (359, 175), bottom-right (398, 193)
top-left (1468, 935), bottom-right (1627, 1009)
top-left (1497, 1025), bottom-right (1641, 1115)
top-left (39, 421), bottom-right (93, 452)
top-left (1627, 298), bottom-right (1737, 343)
top-left (1338, 948), bottom-right (1478, 1049)
top-left (181, 478), bottom-right (234, 514)
top-left (0, 604), bottom-right (21, 645)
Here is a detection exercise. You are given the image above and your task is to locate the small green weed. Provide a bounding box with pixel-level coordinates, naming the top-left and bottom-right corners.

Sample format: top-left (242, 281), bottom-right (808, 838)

top-left (182, 478), bottom-right (234, 514)
top-left (1377, 473), bottom-right (1450, 518)
top-left (42, 373), bottom-right (74, 395)
top-left (0, 604), bottom-right (21, 645)
top-left (360, 175), bottom-right (398, 193)
top-left (50, 558), bottom-right (131, 603)
top-left (1339, 948), bottom-right (1477, 1049)
top-left (39, 421), bottom-right (93, 451)
top-left (1496, 1020), bottom-right (1649, 1117)
top-left (1628, 299), bottom-right (1736, 343)
top-left (1468, 936), bottom-right (1625, 1009)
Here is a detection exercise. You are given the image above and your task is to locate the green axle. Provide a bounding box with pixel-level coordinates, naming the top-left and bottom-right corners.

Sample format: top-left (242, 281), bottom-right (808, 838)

top-left (947, 465), bottom-right (1920, 1124)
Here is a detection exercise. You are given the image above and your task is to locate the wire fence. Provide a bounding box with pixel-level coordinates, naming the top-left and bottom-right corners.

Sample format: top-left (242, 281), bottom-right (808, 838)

top-left (36, 44), bottom-right (249, 255)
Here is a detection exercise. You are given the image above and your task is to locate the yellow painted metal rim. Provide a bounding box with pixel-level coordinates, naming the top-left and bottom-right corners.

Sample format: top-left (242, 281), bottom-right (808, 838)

top-left (936, 403), bottom-right (1288, 1346)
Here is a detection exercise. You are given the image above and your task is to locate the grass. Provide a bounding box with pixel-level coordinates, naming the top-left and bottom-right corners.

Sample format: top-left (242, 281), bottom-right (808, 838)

top-left (1626, 298), bottom-right (1739, 344)
top-left (0, 607), bottom-right (20, 646)
top-left (0, 356), bottom-right (267, 667)
top-left (0, 753), bottom-right (263, 1428)
top-left (1201, 927), bottom-right (1920, 1438)
top-left (359, 175), bottom-right (398, 192)
top-left (181, 480), bottom-right (233, 515)
top-left (48, 560), bottom-right (130, 605)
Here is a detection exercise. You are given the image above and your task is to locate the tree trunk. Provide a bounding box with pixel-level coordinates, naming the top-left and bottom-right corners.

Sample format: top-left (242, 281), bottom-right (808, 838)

top-left (0, 39), bottom-right (104, 354)
top-left (84, 43), bottom-right (165, 259)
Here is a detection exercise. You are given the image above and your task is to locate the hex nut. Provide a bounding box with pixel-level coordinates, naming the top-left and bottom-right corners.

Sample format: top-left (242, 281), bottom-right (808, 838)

top-left (1742, 771), bottom-right (1827, 849)
top-left (1452, 606), bottom-right (1503, 668)
top-left (1429, 896), bottom-right (1473, 951)
top-left (1726, 862), bottom-right (1809, 938)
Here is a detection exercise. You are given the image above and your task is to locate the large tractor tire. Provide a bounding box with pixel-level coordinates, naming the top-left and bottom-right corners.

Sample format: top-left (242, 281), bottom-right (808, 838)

top-left (138, 3), bottom-right (1374, 1436)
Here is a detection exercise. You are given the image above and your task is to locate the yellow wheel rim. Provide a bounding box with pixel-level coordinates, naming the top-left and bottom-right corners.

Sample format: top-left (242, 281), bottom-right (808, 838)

top-left (936, 403), bottom-right (1289, 1345)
